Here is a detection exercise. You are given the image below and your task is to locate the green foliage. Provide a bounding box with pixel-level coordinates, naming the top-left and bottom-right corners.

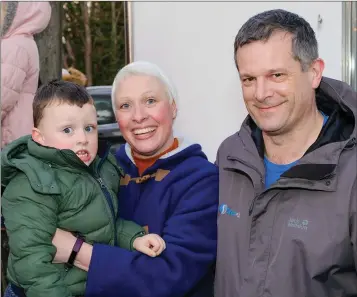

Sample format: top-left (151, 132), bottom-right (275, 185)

top-left (62, 1), bottom-right (127, 86)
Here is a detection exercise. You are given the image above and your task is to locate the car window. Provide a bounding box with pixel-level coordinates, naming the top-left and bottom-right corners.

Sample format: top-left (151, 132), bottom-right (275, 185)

top-left (91, 94), bottom-right (116, 125)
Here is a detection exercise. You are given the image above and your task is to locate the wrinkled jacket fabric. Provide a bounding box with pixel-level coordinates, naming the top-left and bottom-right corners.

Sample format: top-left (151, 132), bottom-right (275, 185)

top-left (215, 77), bottom-right (357, 297)
top-left (1, 2), bottom-right (51, 148)
top-left (1, 136), bottom-right (145, 297)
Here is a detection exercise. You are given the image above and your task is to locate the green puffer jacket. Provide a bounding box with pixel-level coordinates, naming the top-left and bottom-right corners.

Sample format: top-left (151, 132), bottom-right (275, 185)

top-left (1, 135), bottom-right (145, 297)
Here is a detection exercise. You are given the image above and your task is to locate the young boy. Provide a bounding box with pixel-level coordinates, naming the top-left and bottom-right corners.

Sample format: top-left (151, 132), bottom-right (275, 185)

top-left (1, 80), bottom-right (166, 297)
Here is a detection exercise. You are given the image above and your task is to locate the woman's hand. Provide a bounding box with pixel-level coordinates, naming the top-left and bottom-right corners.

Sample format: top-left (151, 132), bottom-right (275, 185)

top-left (52, 228), bottom-right (76, 263)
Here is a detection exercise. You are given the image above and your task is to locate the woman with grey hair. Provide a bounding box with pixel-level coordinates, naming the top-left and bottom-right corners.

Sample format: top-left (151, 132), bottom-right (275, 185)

top-left (51, 61), bottom-right (218, 297)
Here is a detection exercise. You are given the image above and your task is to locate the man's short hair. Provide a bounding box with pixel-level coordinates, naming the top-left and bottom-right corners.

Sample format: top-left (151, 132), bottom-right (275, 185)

top-left (234, 9), bottom-right (318, 71)
top-left (33, 80), bottom-right (94, 127)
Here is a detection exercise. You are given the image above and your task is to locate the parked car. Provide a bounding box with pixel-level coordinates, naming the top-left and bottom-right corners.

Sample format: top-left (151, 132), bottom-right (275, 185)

top-left (86, 86), bottom-right (126, 153)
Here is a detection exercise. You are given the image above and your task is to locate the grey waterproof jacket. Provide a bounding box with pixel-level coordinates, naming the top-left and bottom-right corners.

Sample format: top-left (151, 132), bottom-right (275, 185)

top-left (215, 77), bottom-right (357, 297)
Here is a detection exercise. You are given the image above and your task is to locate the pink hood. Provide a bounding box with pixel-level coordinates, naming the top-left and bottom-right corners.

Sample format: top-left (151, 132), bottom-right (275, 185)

top-left (1, 2), bottom-right (51, 147)
top-left (3, 2), bottom-right (51, 38)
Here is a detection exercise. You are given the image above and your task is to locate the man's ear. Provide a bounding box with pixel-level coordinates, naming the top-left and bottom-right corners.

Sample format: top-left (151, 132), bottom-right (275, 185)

top-left (310, 58), bottom-right (325, 89)
top-left (32, 128), bottom-right (45, 145)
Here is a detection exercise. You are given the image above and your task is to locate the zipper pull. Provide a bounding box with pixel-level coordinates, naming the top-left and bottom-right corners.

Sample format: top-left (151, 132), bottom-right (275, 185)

top-left (97, 177), bottom-right (105, 188)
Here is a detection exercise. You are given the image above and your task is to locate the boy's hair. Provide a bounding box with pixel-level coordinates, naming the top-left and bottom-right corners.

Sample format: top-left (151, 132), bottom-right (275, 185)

top-left (33, 79), bottom-right (94, 128)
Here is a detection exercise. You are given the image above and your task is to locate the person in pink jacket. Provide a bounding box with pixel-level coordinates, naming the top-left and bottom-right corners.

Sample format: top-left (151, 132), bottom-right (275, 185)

top-left (1, 2), bottom-right (51, 148)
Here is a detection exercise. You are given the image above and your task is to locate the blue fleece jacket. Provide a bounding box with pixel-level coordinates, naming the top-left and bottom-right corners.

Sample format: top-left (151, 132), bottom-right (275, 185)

top-left (85, 140), bottom-right (218, 297)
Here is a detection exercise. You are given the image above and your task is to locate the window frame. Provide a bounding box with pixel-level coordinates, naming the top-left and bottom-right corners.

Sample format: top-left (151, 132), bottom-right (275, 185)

top-left (342, 1), bottom-right (357, 90)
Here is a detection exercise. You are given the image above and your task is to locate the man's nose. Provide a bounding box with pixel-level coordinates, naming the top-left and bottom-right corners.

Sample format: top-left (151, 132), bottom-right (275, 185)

top-left (254, 78), bottom-right (273, 102)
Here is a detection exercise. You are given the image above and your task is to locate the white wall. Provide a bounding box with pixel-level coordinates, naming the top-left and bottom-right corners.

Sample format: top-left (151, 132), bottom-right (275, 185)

top-left (132, 2), bottom-right (342, 161)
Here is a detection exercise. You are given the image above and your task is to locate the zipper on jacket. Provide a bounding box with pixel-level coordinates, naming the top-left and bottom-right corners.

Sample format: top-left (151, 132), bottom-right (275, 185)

top-left (95, 176), bottom-right (118, 246)
top-left (59, 149), bottom-right (118, 245)
top-left (95, 148), bottom-right (119, 247)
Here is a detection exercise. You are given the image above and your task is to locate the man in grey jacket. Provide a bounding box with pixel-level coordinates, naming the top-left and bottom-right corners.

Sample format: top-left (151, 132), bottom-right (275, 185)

top-left (215, 9), bottom-right (357, 297)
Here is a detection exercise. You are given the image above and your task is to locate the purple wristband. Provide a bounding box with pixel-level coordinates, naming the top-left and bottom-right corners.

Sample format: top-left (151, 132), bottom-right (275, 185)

top-left (66, 237), bottom-right (84, 268)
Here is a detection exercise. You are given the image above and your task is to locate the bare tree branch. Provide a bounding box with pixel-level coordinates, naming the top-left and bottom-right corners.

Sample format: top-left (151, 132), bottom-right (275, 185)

top-left (112, 2), bottom-right (117, 53)
top-left (81, 1), bottom-right (92, 86)
top-left (65, 39), bottom-right (76, 67)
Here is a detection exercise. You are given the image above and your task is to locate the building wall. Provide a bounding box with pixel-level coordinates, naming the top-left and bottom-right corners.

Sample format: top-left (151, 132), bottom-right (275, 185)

top-left (132, 2), bottom-right (342, 161)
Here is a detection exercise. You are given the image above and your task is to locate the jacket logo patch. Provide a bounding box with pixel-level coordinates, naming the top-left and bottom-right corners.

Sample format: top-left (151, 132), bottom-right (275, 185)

top-left (218, 204), bottom-right (240, 218)
top-left (288, 218), bottom-right (309, 231)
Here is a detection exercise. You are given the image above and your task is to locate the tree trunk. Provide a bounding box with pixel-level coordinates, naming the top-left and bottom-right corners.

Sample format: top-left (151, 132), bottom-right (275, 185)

top-left (82, 2), bottom-right (92, 86)
top-left (112, 2), bottom-right (117, 55)
top-left (65, 39), bottom-right (76, 67)
top-left (34, 1), bottom-right (62, 84)
top-left (124, 2), bottom-right (131, 64)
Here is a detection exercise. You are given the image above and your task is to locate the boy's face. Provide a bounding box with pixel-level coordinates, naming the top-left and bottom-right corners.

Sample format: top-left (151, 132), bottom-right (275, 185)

top-left (32, 101), bottom-right (98, 166)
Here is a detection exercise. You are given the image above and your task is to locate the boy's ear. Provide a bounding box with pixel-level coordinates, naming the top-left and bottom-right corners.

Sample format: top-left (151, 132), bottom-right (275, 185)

top-left (32, 128), bottom-right (44, 145)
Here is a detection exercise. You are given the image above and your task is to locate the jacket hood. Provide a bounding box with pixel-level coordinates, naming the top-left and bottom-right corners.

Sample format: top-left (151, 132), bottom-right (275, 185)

top-left (318, 76), bottom-right (356, 134)
top-left (1, 135), bottom-right (100, 193)
top-left (2, 136), bottom-right (27, 187)
top-left (1, 2), bottom-right (51, 38)
top-left (1, 136), bottom-right (57, 191)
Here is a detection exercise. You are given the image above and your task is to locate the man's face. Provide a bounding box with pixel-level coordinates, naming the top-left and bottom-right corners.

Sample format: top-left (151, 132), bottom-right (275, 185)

top-left (33, 101), bottom-right (98, 166)
top-left (236, 31), bottom-right (322, 135)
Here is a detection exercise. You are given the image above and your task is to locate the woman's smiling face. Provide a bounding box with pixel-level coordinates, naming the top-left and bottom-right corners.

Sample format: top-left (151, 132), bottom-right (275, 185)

top-left (114, 75), bottom-right (177, 158)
